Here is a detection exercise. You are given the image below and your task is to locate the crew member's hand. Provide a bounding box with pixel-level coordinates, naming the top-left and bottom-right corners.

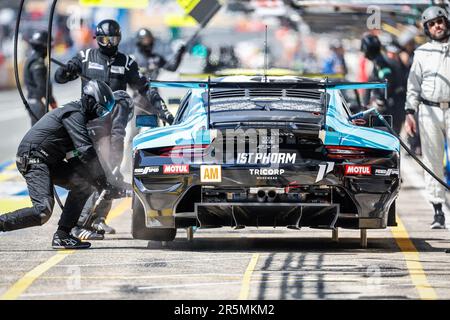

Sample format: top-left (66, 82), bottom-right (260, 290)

top-left (405, 113), bottom-right (417, 136)
top-left (178, 44), bottom-right (187, 55)
top-left (166, 113), bottom-right (174, 125)
top-left (65, 61), bottom-right (79, 75)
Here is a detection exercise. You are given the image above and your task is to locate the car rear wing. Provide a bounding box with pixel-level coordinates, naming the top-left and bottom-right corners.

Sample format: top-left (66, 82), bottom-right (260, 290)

top-left (150, 79), bottom-right (388, 129)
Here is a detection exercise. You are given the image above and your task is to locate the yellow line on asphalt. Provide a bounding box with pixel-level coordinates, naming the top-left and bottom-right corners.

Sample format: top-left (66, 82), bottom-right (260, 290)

top-left (238, 253), bottom-right (259, 300)
top-left (1, 198), bottom-right (130, 300)
top-left (5, 163), bottom-right (16, 171)
top-left (391, 216), bottom-right (437, 300)
top-left (106, 198), bottom-right (131, 223)
top-left (1, 250), bottom-right (74, 300)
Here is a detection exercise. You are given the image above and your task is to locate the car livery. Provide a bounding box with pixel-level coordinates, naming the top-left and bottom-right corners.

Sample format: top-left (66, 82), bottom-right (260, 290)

top-left (131, 76), bottom-right (400, 242)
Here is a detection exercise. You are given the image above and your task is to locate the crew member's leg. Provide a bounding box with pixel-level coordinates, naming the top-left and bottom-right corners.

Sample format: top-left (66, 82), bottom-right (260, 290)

top-left (50, 161), bottom-right (94, 248)
top-left (419, 104), bottom-right (446, 228)
top-left (0, 162), bottom-right (54, 231)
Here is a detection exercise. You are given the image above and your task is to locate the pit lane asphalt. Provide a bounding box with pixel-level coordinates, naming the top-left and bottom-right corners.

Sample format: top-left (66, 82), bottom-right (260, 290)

top-left (1, 81), bottom-right (450, 300)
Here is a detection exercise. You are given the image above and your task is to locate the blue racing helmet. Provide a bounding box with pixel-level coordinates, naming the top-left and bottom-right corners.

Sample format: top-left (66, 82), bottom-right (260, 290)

top-left (82, 80), bottom-right (115, 117)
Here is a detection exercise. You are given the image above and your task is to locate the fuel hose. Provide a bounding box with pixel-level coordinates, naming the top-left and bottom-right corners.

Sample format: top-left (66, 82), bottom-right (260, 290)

top-left (350, 107), bottom-right (450, 190)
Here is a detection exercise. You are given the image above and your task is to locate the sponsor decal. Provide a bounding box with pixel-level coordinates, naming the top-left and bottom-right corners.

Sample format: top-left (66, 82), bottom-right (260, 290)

top-left (345, 165), bottom-right (372, 176)
top-left (236, 153), bottom-right (296, 164)
top-left (163, 164), bottom-right (189, 174)
top-left (111, 66), bottom-right (125, 74)
top-left (200, 165), bottom-right (222, 182)
top-left (134, 166), bottom-right (160, 175)
top-left (88, 62), bottom-right (104, 70)
top-left (249, 168), bottom-right (285, 180)
top-left (315, 162), bottom-right (335, 182)
top-left (374, 168), bottom-right (399, 176)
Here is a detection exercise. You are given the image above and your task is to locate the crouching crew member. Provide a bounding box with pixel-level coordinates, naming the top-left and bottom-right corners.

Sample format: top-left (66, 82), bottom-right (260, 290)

top-left (0, 80), bottom-right (125, 249)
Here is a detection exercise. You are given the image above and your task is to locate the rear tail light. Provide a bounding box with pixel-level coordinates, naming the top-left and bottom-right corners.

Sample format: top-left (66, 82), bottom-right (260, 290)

top-left (325, 146), bottom-right (368, 159)
top-left (156, 144), bottom-right (210, 158)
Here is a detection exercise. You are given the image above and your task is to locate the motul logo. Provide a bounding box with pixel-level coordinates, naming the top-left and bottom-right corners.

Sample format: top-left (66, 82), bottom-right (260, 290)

top-left (345, 165), bottom-right (372, 175)
top-left (163, 164), bottom-right (189, 174)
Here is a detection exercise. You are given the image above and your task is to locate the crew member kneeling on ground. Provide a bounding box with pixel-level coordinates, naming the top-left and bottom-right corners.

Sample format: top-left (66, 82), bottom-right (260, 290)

top-left (0, 80), bottom-right (126, 249)
top-left (404, 6), bottom-right (450, 229)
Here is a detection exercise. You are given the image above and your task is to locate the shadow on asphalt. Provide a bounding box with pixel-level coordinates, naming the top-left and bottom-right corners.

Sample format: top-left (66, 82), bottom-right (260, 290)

top-left (1, 237), bottom-right (446, 253)
top-left (140, 236), bottom-right (445, 253)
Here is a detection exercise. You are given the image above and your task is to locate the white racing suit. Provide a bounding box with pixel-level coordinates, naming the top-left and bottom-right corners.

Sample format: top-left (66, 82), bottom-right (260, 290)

top-left (406, 38), bottom-right (450, 204)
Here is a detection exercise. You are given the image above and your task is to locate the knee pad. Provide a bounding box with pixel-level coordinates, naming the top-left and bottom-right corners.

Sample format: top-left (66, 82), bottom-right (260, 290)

top-left (37, 198), bottom-right (54, 225)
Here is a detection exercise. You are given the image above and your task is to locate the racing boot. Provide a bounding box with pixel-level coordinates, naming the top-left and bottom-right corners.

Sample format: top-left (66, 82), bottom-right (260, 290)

top-left (92, 217), bottom-right (116, 234)
top-left (71, 226), bottom-right (105, 240)
top-left (52, 230), bottom-right (91, 249)
top-left (430, 203), bottom-right (446, 229)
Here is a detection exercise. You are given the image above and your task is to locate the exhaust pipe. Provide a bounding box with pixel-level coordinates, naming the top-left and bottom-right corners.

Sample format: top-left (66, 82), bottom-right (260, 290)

top-left (267, 189), bottom-right (277, 203)
top-left (257, 189), bottom-right (267, 203)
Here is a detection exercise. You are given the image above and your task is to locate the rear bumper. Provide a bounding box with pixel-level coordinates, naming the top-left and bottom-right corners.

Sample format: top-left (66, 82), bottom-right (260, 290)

top-left (133, 151), bottom-right (399, 230)
top-left (133, 178), bottom-right (398, 230)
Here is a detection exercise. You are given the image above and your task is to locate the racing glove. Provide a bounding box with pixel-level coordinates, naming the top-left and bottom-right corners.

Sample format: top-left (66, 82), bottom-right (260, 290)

top-left (166, 113), bottom-right (175, 125)
top-left (66, 61), bottom-right (79, 76)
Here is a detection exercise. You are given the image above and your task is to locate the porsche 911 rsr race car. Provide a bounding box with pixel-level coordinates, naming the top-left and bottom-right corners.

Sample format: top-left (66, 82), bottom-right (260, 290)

top-left (131, 76), bottom-right (400, 242)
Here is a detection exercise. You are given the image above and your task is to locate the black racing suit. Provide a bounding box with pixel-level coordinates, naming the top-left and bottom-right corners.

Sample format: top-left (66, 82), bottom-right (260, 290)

top-left (364, 53), bottom-right (407, 134)
top-left (54, 48), bottom-right (146, 226)
top-left (0, 101), bottom-right (107, 232)
top-left (23, 50), bottom-right (56, 126)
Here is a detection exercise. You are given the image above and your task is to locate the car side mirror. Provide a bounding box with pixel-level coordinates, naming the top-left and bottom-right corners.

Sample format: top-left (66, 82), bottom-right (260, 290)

top-left (136, 115), bottom-right (158, 128)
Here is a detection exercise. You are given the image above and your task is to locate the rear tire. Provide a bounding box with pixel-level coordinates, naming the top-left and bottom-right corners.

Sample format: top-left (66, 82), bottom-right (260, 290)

top-left (132, 196), bottom-right (177, 241)
top-left (387, 200), bottom-right (397, 227)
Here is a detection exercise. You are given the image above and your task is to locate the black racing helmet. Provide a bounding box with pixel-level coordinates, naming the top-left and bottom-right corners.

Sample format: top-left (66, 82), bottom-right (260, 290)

top-left (28, 31), bottom-right (51, 49)
top-left (422, 6), bottom-right (450, 39)
top-left (94, 19), bottom-right (121, 56)
top-left (82, 80), bottom-right (115, 117)
top-left (136, 28), bottom-right (154, 54)
top-left (360, 34), bottom-right (381, 60)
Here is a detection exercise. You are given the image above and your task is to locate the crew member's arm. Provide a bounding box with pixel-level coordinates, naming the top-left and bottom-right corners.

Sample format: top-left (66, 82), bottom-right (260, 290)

top-left (405, 56), bottom-right (423, 115)
top-left (110, 99), bottom-right (131, 169)
top-left (126, 57), bottom-right (149, 95)
top-left (30, 59), bottom-right (48, 99)
top-left (54, 52), bottom-right (83, 84)
top-left (160, 46), bottom-right (186, 72)
top-left (30, 59), bottom-right (58, 109)
top-left (127, 57), bottom-right (174, 124)
top-left (404, 55), bottom-right (423, 135)
top-left (62, 111), bottom-right (108, 189)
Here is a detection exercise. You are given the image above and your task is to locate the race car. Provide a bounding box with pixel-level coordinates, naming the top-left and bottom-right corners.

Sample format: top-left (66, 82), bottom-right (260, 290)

top-left (131, 76), bottom-right (400, 242)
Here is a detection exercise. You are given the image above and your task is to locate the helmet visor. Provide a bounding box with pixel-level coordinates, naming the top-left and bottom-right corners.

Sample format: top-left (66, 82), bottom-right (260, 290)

top-left (96, 35), bottom-right (121, 47)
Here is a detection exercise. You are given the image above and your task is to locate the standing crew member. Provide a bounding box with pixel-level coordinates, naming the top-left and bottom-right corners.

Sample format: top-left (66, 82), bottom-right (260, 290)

top-left (131, 28), bottom-right (187, 125)
top-left (404, 6), bottom-right (450, 229)
top-left (0, 80), bottom-right (124, 249)
top-left (24, 31), bottom-right (57, 126)
top-left (361, 33), bottom-right (407, 134)
top-left (54, 20), bottom-right (149, 237)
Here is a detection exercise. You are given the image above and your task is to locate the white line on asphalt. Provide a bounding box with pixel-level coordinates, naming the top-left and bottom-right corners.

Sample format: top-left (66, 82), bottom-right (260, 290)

top-left (21, 289), bottom-right (112, 298)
